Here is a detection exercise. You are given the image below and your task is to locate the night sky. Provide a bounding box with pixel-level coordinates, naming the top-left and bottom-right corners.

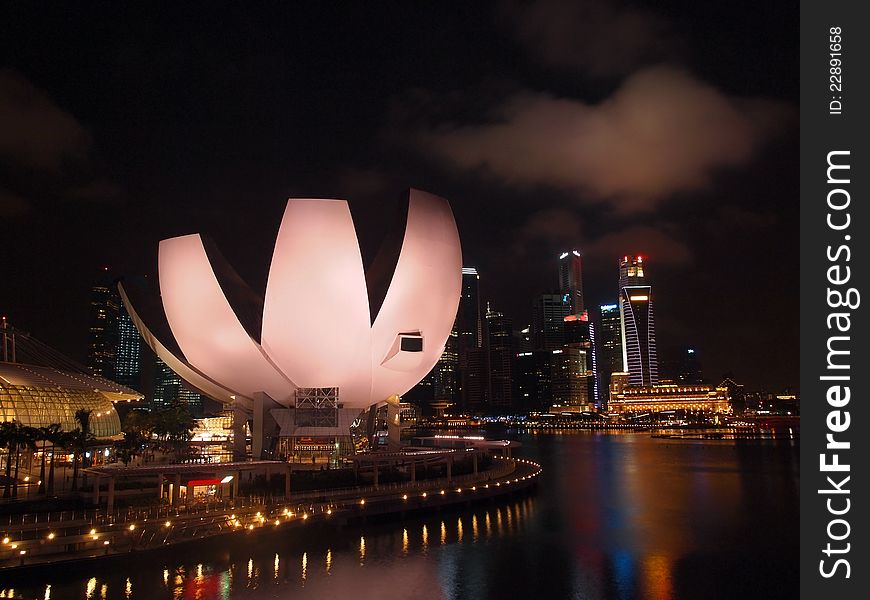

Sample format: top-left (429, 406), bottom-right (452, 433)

top-left (1, 1), bottom-right (798, 391)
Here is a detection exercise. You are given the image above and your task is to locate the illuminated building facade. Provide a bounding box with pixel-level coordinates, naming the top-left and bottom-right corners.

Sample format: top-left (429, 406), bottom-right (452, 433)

top-left (558, 250), bottom-right (585, 314)
top-left (87, 269), bottom-right (119, 379)
top-left (515, 351), bottom-right (552, 413)
top-left (122, 189), bottom-right (463, 460)
top-left (532, 293), bottom-right (570, 351)
top-left (115, 310), bottom-right (142, 392)
top-left (549, 347), bottom-right (590, 411)
top-left (457, 267), bottom-right (484, 412)
top-left (486, 304), bottom-right (515, 412)
top-left (619, 256), bottom-right (658, 386)
top-left (596, 303), bottom-right (623, 410)
top-left (608, 381), bottom-right (731, 414)
top-left (0, 362), bottom-right (139, 437)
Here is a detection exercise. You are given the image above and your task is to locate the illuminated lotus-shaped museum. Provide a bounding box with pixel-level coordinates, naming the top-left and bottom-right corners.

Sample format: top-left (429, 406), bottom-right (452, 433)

top-left (121, 189), bottom-right (462, 459)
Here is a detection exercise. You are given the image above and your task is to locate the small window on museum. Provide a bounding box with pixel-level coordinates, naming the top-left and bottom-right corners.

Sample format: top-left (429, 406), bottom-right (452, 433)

top-left (400, 336), bottom-right (423, 352)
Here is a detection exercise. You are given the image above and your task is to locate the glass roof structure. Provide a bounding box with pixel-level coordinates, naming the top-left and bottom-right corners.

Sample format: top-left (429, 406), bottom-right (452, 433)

top-left (0, 362), bottom-right (140, 438)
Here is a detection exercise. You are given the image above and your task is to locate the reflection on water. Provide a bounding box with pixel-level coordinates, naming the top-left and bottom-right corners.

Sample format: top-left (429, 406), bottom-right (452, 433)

top-left (1, 431), bottom-right (798, 599)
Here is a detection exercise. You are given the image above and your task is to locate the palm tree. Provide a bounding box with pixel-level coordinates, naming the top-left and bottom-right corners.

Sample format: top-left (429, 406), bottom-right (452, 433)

top-left (11, 425), bottom-right (38, 498)
top-left (1, 420), bottom-right (17, 498)
top-left (37, 424), bottom-right (62, 494)
top-left (70, 409), bottom-right (94, 492)
top-left (46, 425), bottom-right (66, 495)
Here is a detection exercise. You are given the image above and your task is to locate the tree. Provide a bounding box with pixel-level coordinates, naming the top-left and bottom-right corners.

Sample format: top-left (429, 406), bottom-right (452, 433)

top-left (115, 409), bottom-right (155, 466)
top-left (0, 421), bottom-right (38, 498)
top-left (46, 424), bottom-right (66, 495)
top-left (152, 401), bottom-right (196, 460)
top-left (1, 420), bottom-right (17, 498)
top-left (12, 425), bottom-right (38, 498)
top-left (69, 409), bottom-right (94, 492)
top-left (36, 424), bottom-right (62, 494)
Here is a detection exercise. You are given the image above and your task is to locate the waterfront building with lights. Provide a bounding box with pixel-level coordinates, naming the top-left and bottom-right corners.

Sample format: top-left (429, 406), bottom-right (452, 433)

top-left (608, 375), bottom-right (731, 415)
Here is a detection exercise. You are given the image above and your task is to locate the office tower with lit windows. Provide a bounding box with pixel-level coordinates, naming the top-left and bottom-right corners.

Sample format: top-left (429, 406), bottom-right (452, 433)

top-left (618, 256), bottom-right (658, 386)
top-left (457, 267), bottom-right (485, 412)
top-left (550, 347), bottom-right (589, 410)
top-left (434, 329), bottom-right (459, 404)
top-left (114, 309), bottom-right (142, 391)
top-left (596, 303), bottom-right (623, 409)
top-left (486, 303), bottom-right (515, 413)
top-left (87, 268), bottom-right (119, 379)
top-left (515, 350), bottom-right (552, 413)
top-left (457, 267), bottom-right (482, 352)
top-left (153, 358), bottom-right (204, 415)
top-left (558, 250), bottom-right (585, 314)
top-left (532, 293), bottom-right (570, 351)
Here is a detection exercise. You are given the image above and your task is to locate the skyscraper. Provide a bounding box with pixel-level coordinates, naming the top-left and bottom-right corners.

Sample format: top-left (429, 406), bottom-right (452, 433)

top-left (515, 350), bottom-right (552, 413)
top-left (457, 267), bottom-right (485, 412)
top-left (153, 358), bottom-right (204, 416)
top-left (563, 312), bottom-right (597, 407)
top-left (87, 268), bottom-right (119, 379)
top-left (457, 267), bottom-right (482, 352)
top-left (486, 303), bottom-right (515, 413)
top-left (558, 250), bottom-right (585, 314)
top-left (618, 256), bottom-right (658, 386)
top-left (532, 293), bottom-right (570, 351)
top-left (115, 309), bottom-right (142, 391)
top-left (596, 303), bottom-right (623, 409)
top-left (550, 347), bottom-right (589, 410)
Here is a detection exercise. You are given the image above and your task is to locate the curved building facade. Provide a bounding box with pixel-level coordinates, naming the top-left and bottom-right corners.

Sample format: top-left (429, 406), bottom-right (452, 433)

top-left (122, 189), bottom-right (463, 460)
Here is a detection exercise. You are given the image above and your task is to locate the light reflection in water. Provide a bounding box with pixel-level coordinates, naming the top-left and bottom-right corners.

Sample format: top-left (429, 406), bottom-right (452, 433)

top-left (0, 434), bottom-right (798, 600)
top-left (100, 583), bottom-right (107, 599)
top-left (642, 554), bottom-right (674, 600)
top-left (44, 585), bottom-right (51, 600)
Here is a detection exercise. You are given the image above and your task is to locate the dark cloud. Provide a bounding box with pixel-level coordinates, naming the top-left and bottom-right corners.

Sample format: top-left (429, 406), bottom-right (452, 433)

top-left (0, 69), bottom-right (120, 212)
top-left (499, 0), bottom-right (680, 77)
top-left (0, 187), bottom-right (29, 217)
top-left (520, 208), bottom-right (690, 267)
top-left (0, 69), bottom-right (92, 172)
top-left (414, 66), bottom-right (793, 213)
top-left (582, 224), bottom-right (691, 267)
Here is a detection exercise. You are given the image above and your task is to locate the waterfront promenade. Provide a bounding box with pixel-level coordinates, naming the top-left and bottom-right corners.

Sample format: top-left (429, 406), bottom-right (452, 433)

top-left (0, 456), bottom-right (541, 571)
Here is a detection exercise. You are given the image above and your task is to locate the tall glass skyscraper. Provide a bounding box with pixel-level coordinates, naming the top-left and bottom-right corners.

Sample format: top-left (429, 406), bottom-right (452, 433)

top-left (87, 268), bottom-right (119, 379)
top-left (558, 250), bottom-right (585, 314)
top-left (532, 293), bottom-right (570, 351)
top-left (486, 303), bottom-right (514, 412)
top-left (596, 302), bottom-right (624, 408)
top-left (115, 310), bottom-right (142, 391)
top-left (618, 256), bottom-right (658, 386)
top-left (458, 267), bottom-right (485, 412)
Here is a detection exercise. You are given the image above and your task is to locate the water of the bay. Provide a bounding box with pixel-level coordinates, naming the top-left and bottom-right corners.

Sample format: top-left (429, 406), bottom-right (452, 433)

top-left (1, 430), bottom-right (799, 599)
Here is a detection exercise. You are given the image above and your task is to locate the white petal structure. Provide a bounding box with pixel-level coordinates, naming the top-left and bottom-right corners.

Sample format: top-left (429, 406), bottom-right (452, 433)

top-left (128, 189), bottom-right (462, 410)
top-left (261, 199), bottom-right (373, 407)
